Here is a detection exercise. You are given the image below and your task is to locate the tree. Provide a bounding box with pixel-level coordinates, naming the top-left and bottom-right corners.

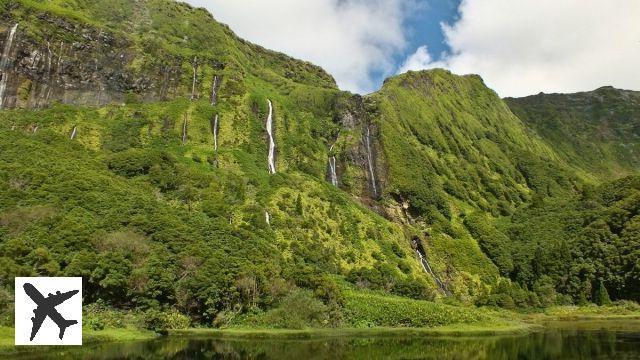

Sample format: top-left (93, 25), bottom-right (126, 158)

top-left (295, 194), bottom-right (304, 216)
top-left (594, 281), bottom-right (612, 306)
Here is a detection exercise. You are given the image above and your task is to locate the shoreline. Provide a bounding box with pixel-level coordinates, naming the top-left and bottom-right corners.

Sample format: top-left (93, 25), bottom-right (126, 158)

top-left (169, 321), bottom-right (538, 339)
top-left (2, 315), bottom-right (639, 355)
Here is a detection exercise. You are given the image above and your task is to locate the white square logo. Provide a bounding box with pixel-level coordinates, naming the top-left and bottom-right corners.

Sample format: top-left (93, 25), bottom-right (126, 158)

top-left (14, 277), bottom-right (82, 345)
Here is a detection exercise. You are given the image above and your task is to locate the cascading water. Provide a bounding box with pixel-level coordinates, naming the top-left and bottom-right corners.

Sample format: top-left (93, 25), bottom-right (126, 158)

top-left (210, 75), bottom-right (219, 105)
top-left (266, 100), bottom-right (276, 174)
top-left (364, 125), bottom-right (378, 197)
top-left (414, 245), bottom-right (450, 295)
top-left (329, 156), bottom-right (338, 186)
top-left (213, 114), bottom-right (219, 152)
top-left (327, 141), bottom-right (339, 186)
top-left (190, 57), bottom-right (198, 101)
top-left (265, 211), bottom-right (270, 226)
top-left (0, 24), bottom-right (19, 109)
top-left (182, 116), bottom-right (188, 145)
top-left (70, 126), bottom-right (77, 140)
top-left (416, 250), bottom-right (430, 274)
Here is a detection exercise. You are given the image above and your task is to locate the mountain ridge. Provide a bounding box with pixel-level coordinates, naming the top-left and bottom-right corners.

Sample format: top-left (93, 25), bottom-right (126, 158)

top-left (0, 0), bottom-right (638, 330)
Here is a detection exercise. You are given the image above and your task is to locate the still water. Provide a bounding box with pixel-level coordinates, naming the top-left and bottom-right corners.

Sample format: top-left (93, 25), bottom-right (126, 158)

top-left (7, 322), bottom-right (640, 359)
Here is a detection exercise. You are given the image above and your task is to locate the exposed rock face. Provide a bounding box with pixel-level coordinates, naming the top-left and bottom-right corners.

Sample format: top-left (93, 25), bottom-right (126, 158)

top-left (333, 95), bottom-right (385, 200)
top-left (0, 14), bottom-right (203, 109)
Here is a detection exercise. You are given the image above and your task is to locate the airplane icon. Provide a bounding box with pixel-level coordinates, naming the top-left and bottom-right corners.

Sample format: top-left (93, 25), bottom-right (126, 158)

top-left (23, 283), bottom-right (79, 341)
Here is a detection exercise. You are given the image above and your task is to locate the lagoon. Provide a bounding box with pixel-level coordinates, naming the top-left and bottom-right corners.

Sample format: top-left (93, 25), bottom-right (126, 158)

top-left (6, 321), bottom-right (640, 359)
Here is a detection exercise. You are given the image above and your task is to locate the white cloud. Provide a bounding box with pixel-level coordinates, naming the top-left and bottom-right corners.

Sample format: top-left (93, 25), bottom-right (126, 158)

top-left (399, 0), bottom-right (640, 97)
top-left (183, 0), bottom-right (414, 94)
top-left (399, 45), bottom-right (442, 73)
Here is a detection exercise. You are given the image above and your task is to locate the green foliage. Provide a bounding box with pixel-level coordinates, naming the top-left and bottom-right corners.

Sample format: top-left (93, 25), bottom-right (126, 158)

top-left (464, 213), bottom-right (514, 276)
top-left (495, 175), bottom-right (640, 303)
top-left (343, 290), bottom-right (488, 328)
top-left (261, 289), bottom-right (330, 329)
top-left (0, 0), bottom-right (638, 331)
top-left (376, 70), bottom-right (575, 219)
top-left (143, 308), bottom-right (191, 333)
top-left (0, 287), bottom-right (13, 326)
top-left (506, 87), bottom-right (640, 180)
top-left (594, 282), bottom-right (612, 306)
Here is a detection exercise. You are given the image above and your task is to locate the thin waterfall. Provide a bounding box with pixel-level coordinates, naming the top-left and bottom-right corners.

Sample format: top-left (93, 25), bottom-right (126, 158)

top-left (70, 126), bottom-right (77, 140)
top-left (416, 250), bottom-right (429, 273)
top-left (266, 100), bottom-right (276, 174)
top-left (327, 134), bottom-right (340, 186)
top-left (32, 125), bottom-right (38, 134)
top-left (210, 75), bottom-right (219, 105)
top-left (182, 115), bottom-right (188, 145)
top-left (364, 125), bottom-right (378, 197)
top-left (265, 211), bottom-right (270, 226)
top-left (190, 57), bottom-right (198, 101)
top-left (213, 114), bottom-right (219, 152)
top-left (329, 156), bottom-right (338, 186)
top-left (414, 246), bottom-right (450, 295)
top-left (0, 24), bottom-right (19, 109)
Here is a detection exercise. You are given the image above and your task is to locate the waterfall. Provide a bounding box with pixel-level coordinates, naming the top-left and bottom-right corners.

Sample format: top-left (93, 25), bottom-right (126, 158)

top-left (43, 41), bottom-right (54, 105)
top-left (210, 75), bottom-right (219, 105)
top-left (190, 57), bottom-right (198, 100)
top-left (266, 100), bottom-right (276, 174)
top-left (328, 156), bottom-right (338, 186)
top-left (0, 24), bottom-right (19, 109)
top-left (213, 114), bottom-right (219, 152)
top-left (70, 126), bottom-right (77, 140)
top-left (265, 211), bottom-right (270, 225)
top-left (32, 125), bottom-right (38, 134)
top-left (416, 250), bottom-right (430, 274)
top-left (364, 125), bottom-right (378, 197)
top-left (415, 248), bottom-right (450, 295)
top-left (182, 115), bottom-right (188, 145)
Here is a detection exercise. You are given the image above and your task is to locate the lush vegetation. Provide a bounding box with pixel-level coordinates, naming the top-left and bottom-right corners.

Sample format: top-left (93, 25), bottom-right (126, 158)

top-left (0, 0), bottom-right (638, 336)
top-left (506, 86), bottom-right (640, 180)
top-left (483, 176), bottom-right (640, 303)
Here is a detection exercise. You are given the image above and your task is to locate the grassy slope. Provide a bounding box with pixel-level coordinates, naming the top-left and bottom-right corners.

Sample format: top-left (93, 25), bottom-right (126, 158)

top-left (363, 70), bottom-right (588, 298)
top-left (0, 0), bottom-right (447, 329)
top-left (506, 87), bottom-right (640, 180)
top-left (0, 0), bottom-right (638, 334)
top-left (375, 70), bottom-right (576, 216)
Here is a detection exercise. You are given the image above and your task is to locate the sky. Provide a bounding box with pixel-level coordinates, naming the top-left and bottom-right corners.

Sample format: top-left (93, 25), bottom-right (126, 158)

top-left (183, 0), bottom-right (640, 97)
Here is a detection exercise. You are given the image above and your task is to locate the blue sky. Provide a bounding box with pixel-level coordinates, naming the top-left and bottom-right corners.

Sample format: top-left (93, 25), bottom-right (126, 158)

top-left (185, 0), bottom-right (639, 97)
top-left (375, 0), bottom-right (461, 88)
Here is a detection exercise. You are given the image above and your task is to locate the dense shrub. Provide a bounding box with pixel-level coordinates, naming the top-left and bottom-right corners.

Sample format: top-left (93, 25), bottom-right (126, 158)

top-left (343, 291), bottom-right (488, 328)
top-left (261, 290), bottom-right (329, 329)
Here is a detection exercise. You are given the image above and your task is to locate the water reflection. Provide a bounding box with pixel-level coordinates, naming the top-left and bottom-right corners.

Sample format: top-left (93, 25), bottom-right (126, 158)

top-left (7, 328), bottom-right (640, 359)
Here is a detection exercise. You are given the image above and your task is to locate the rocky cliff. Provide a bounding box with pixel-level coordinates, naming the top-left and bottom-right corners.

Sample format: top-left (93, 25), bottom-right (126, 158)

top-left (0, 0), bottom-right (335, 109)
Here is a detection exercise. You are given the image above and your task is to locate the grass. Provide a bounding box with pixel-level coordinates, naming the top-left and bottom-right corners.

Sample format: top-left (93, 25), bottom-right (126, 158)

top-left (0, 327), bottom-right (157, 356)
top-left (170, 321), bottom-right (538, 340)
top-left (523, 304), bottom-right (640, 323)
top-left (342, 290), bottom-right (493, 328)
top-left (0, 327), bottom-right (13, 349)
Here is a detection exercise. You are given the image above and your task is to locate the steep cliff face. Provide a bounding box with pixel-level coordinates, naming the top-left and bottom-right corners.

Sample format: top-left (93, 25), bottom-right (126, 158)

top-left (356, 70), bottom-right (576, 221)
top-left (0, 18), bottom-right (168, 108)
top-left (330, 95), bottom-right (386, 203)
top-left (0, 0), bottom-right (335, 109)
